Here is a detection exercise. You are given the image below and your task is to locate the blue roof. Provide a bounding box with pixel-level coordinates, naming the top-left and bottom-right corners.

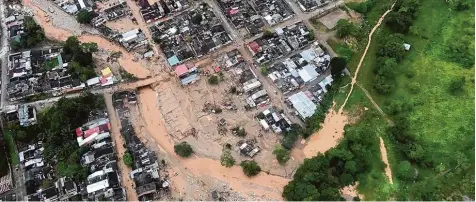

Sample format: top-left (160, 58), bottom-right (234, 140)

top-left (180, 74), bottom-right (199, 85)
top-left (167, 55), bottom-right (180, 66)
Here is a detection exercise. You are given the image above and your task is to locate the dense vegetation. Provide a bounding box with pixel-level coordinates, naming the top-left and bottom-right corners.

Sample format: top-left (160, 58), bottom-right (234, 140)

top-left (283, 110), bottom-right (385, 200)
top-left (63, 36), bottom-right (98, 81)
top-left (174, 142), bottom-right (193, 157)
top-left (10, 16), bottom-right (45, 51)
top-left (6, 93), bottom-right (105, 182)
top-left (286, 0), bottom-right (474, 200)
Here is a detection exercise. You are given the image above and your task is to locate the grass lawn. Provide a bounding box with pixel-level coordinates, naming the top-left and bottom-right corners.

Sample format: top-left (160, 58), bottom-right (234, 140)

top-left (3, 132), bottom-right (19, 166)
top-left (342, 0), bottom-right (474, 200)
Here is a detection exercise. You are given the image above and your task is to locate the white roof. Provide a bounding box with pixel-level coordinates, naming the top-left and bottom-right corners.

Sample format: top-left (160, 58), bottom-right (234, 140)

top-left (86, 77), bottom-right (100, 86)
top-left (298, 65), bottom-right (319, 82)
top-left (5, 16), bottom-right (16, 23)
top-left (87, 170), bottom-right (105, 181)
top-left (121, 29), bottom-right (140, 42)
top-left (86, 179), bottom-right (109, 193)
top-left (288, 91), bottom-right (317, 119)
top-left (318, 75), bottom-right (334, 92)
top-left (78, 0), bottom-right (86, 8)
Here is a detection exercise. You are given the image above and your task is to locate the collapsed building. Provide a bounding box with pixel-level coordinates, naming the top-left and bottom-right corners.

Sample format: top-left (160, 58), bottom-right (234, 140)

top-left (92, 0), bottom-right (131, 27)
top-left (257, 107), bottom-right (292, 133)
top-left (216, 49), bottom-right (270, 108)
top-left (52, 0), bottom-right (95, 14)
top-left (5, 15), bottom-right (24, 42)
top-left (150, 3), bottom-right (232, 66)
top-left (247, 21), bottom-right (313, 64)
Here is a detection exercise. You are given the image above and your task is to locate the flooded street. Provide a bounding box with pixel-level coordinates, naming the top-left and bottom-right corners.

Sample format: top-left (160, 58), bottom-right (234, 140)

top-left (23, 0), bottom-right (151, 78)
top-left (137, 87), bottom-right (289, 200)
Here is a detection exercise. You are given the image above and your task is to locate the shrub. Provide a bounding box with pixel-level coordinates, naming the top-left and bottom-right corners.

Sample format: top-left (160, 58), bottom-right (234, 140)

top-left (230, 86), bottom-right (237, 94)
top-left (260, 66), bottom-right (269, 76)
top-left (208, 75), bottom-right (219, 85)
top-left (240, 160), bottom-right (261, 177)
top-left (273, 145), bottom-right (291, 165)
top-left (408, 82), bottom-right (421, 94)
top-left (449, 76), bottom-right (466, 94)
top-left (231, 126), bottom-right (246, 137)
top-left (220, 148), bottom-right (235, 168)
top-left (174, 142), bottom-right (193, 157)
top-left (396, 160), bottom-right (414, 181)
top-left (123, 152), bottom-right (133, 167)
top-left (77, 9), bottom-right (93, 24)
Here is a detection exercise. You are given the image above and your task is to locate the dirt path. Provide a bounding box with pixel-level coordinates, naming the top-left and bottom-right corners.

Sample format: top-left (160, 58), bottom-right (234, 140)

top-left (304, 2), bottom-right (396, 185)
top-left (339, 3), bottom-right (395, 112)
top-left (104, 93), bottom-right (139, 201)
top-left (23, 0), bottom-right (151, 79)
top-left (137, 87), bottom-right (290, 200)
top-left (357, 83), bottom-right (394, 126)
top-left (379, 137), bottom-right (393, 184)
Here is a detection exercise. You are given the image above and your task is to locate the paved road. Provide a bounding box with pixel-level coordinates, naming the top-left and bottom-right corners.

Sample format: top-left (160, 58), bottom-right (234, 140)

top-left (0, 0), bottom-right (10, 109)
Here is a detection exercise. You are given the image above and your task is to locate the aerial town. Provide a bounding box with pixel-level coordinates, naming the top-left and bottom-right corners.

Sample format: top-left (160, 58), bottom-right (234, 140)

top-left (0, 0), bottom-right (474, 201)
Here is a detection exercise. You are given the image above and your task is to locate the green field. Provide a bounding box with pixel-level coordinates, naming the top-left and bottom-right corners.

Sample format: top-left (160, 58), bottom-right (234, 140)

top-left (3, 132), bottom-right (19, 166)
top-left (340, 0), bottom-right (475, 200)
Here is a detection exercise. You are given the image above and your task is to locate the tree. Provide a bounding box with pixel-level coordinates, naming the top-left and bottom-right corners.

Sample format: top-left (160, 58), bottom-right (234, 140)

top-left (396, 160), bottom-right (413, 181)
top-left (378, 35), bottom-right (405, 61)
top-left (81, 42), bottom-right (98, 53)
top-left (208, 75), bottom-right (219, 85)
top-left (10, 40), bottom-right (21, 51)
top-left (449, 0), bottom-right (473, 11)
top-left (449, 76), bottom-right (465, 94)
top-left (174, 142), bottom-right (193, 157)
top-left (77, 9), bottom-right (93, 24)
top-left (191, 13), bottom-right (203, 25)
top-left (282, 181), bottom-right (320, 201)
top-left (273, 145), bottom-right (290, 165)
top-left (374, 75), bottom-right (396, 95)
top-left (262, 29), bottom-right (274, 38)
top-left (336, 19), bottom-right (356, 38)
top-left (281, 130), bottom-right (298, 149)
top-left (260, 66), bottom-right (269, 76)
top-left (330, 57), bottom-right (347, 78)
top-left (240, 160), bottom-right (261, 177)
top-left (446, 37), bottom-right (474, 68)
top-left (123, 152), bottom-right (133, 167)
top-left (407, 82), bottom-right (421, 94)
top-left (231, 126), bottom-right (246, 137)
top-left (220, 147), bottom-right (235, 168)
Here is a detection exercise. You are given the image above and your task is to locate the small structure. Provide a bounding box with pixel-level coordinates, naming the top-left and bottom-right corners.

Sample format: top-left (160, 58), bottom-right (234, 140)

top-left (403, 43), bottom-right (411, 51)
